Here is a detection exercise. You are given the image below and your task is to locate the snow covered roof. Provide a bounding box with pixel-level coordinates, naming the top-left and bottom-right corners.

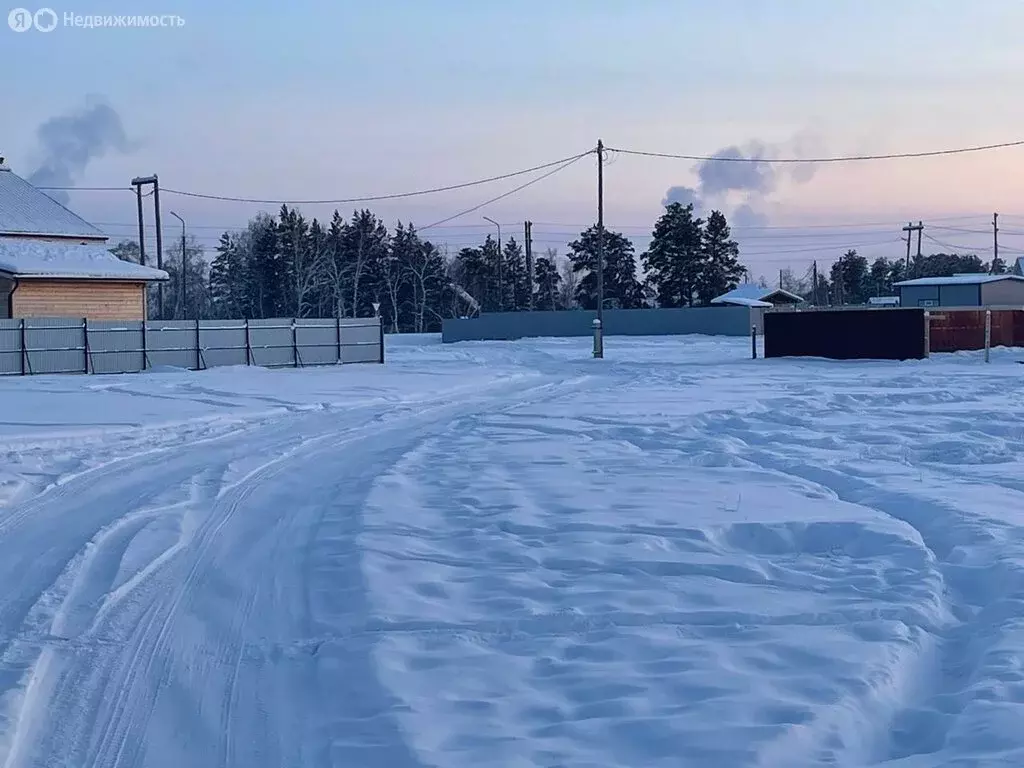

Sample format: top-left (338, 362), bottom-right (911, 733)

top-left (0, 166), bottom-right (106, 239)
top-left (715, 296), bottom-right (772, 308)
top-left (710, 283), bottom-right (804, 306)
top-left (894, 274), bottom-right (1024, 287)
top-left (1015, 257), bottom-right (1024, 276)
top-left (0, 239), bottom-right (168, 281)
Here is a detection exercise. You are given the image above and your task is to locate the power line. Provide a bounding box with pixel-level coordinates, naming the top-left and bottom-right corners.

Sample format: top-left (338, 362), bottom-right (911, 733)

top-left (606, 139), bottom-right (1024, 164)
top-left (42, 150), bottom-right (595, 205)
top-left (420, 153), bottom-right (591, 230)
top-left (923, 232), bottom-right (992, 253)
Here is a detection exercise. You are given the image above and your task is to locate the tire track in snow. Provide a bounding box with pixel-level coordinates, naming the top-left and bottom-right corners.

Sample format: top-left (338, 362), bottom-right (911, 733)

top-left (737, 448), bottom-right (1024, 766)
top-left (0, 373), bottom-right (587, 768)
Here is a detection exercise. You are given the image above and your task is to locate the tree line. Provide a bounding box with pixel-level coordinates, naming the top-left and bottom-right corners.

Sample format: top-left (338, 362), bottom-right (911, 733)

top-left (108, 202), bottom-right (1013, 327)
top-left (779, 249), bottom-right (1010, 305)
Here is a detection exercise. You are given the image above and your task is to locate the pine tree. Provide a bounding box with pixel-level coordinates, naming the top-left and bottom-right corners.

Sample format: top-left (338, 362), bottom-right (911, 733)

top-left (479, 235), bottom-right (501, 312)
top-left (502, 237), bottom-right (528, 311)
top-left (456, 246), bottom-right (489, 310)
top-left (533, 255), bottom-right (562, 311)
top-left (568, 226), bottom-right (643, 310)
top-left (697, 210), bottom-right (744, 304)
top-left (830, 249), bottom-right (870, 305)
top-left (642, 202), bottom-right (704, 307)
top-left (339, 210), bottom-right (389, 318)
top-left (869, 257), bottom-right (893, 297)
top-left (209, 232), bottom-right (242, 318)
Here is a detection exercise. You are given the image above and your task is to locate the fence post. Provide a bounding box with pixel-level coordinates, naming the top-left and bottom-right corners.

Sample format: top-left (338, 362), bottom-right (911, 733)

top-left (336, 315), bottom-right (342, 364)
top-left (244, 319), bottom-right (253, 366)
top-left (19, 318), bottom-right (26, 376)
top-left (592, 318), bottom-right (603, 359)
top-left (141, 320), bottom-right (149, 371)
top-left (372, 303), bottom-right (383, 364)
top-left (83, 317), bottom-right (91, 374)
top-left (751, 324), bottom-right (758, 359)
top-left (292, 319), bottom-right (299, 367)
top-left (985, 309), bottom-right (992, 363)
top-left (195, 318), bottom-right (202, 370)
top-left (924, 311), bottom-right (931, 358)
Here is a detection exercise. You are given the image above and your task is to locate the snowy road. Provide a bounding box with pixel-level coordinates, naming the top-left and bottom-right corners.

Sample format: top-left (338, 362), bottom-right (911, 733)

top-left (1, 335), bottom-right (1023, 767)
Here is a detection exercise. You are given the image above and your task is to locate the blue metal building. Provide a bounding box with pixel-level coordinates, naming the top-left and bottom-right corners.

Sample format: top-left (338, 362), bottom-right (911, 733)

top-left (894, 274), bottom-right (1024, 308)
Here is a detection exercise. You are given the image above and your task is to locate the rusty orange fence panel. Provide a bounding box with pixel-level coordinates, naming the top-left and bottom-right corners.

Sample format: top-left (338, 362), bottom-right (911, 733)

top-left (928, 309), bottom-right (1024, 352)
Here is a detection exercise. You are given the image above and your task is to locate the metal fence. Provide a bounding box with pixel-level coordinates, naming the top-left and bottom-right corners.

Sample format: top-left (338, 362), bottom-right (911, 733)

top-left (442, 306), bottom-right (755, 342)
top-left (0, 316), bottom-right (384, 376)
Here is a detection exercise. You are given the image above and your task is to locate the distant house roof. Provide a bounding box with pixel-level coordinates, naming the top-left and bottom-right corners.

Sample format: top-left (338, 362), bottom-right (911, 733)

top-left (711, 283), bottom-right (804, 306)
top-left (1015, 257), bottom-right (1024, 276)
top-left (0, 165), bottom-right (106, 240)
top-left (0, 240), bottom-right (167, 281)
top-left (894, 274), bottom-right (1024, 287)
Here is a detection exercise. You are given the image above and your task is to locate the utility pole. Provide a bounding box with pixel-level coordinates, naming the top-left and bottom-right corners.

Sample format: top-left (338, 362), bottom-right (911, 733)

top-left (902, 221), bottom-right (923, 271)
top-left (169, 211), bottom-right (186, 319)
top-left (153, 176), bottom-right (164, 319)
top-left (131, 174), bottom-right (165, 318)
top-left (596, 139), bottom-right (605, 350)
top-left (133, 182), bottom-right (146, 267)
top-left (524, 220), bottom-right (534, 311)
top-left (993, 213), bottom-right (999, 273)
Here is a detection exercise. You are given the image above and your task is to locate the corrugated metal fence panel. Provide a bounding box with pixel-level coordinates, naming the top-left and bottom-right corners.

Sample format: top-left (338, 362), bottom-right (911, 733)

top-left (441, 307), bottom-right (752, 343)
top-left (200, 320), bottom-right (247, 368)
top-left (295, 319), bottom-right (339, 366)
top-left (928, 309), bottom-right (1022, 352)
top-left (248, 319), bottom-right (295, 368)
top-left (0, 316), bottom-right (382, 376)
top-left (88, 321), bottom-right (145, 374)
top-left (0, 320), bottom-right (21, 375)
top-left (340, 318), bottom-right (381, 363)
top-left (147, 321), bottom-right (199, 370)
top-left (26, 317), bottom-right (86, 374)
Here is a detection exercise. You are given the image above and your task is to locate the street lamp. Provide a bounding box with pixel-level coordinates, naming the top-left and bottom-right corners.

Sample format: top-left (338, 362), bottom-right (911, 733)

top-left (483, 215), bottom-right (502, 311)
top-left (168, 211), bottom-right (186, 319)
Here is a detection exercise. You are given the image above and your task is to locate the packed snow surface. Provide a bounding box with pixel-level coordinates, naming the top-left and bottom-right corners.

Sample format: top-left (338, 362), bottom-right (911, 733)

top-left (0, 334), bottom-right (1023, 768)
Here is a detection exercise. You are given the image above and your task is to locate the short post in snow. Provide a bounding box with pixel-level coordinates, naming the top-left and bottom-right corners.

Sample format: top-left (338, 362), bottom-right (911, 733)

top-left (751, 324), bottom-right (758, 359)
top-left (923, 311), bottom-right (931, 358)
top-left (984, 309), bottom-right (992, 363)
top-left (372, 302), bottom-right (384, 364)
top-left (592, 317), bottom-right (603, 359)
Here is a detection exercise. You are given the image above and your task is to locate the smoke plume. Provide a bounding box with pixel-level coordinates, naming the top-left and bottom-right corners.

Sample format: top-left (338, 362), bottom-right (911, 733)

top-left (660, 132), bottom-right (823, 226)
top-left (27, 96), bottom-right (135, 205)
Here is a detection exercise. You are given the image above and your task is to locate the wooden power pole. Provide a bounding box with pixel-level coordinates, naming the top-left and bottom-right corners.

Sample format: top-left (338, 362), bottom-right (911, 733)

top-left (993, 213), bottom-right (999, 272)
top-left (524, 220), bottom-right (534, 310)
top-left (903, 221), bottom-right (923, 271)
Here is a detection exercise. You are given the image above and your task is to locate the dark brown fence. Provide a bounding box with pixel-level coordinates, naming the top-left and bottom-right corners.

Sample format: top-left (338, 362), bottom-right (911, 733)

top-left (765, 307), bottom-right (927, 360)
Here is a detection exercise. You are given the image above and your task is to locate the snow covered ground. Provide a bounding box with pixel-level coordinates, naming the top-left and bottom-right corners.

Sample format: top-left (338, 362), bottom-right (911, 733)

top-left (0, 333), bottom-right (1023, 768)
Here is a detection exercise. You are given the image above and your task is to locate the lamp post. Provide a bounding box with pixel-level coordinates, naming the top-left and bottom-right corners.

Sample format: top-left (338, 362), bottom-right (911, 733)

top-left (168, 211), bottom-right (186, 319)
top-left (483, 215), bottom-right (502, 311)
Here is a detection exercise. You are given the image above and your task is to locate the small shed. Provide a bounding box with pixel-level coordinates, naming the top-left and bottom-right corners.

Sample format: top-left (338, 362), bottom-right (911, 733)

top-left (0, 162), bottom-right (167, 320)
top-left (710, 283), bottom-right (804, 307)
top-left (894, 274), bottom-right (1024, 308)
